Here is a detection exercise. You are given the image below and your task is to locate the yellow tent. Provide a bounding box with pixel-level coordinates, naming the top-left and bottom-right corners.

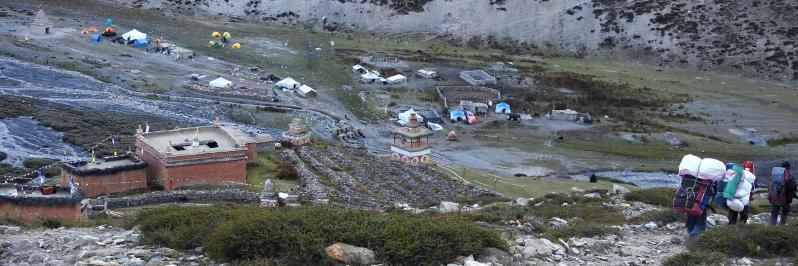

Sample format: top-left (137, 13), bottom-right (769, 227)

top-left (231, 43), bottom-right (241, 49)
top-left (222, 32), bottom-right (231, 38)
top-left (211, 32), bottom-right (221, 38)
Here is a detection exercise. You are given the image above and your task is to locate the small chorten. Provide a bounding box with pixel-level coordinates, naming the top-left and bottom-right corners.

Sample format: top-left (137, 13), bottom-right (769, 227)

top-left (30, 5), bottom-right (53, 36)
top-left (282, 118), bottom-right (312, 146)
top-left (391, 112), bottom-right (432, 166)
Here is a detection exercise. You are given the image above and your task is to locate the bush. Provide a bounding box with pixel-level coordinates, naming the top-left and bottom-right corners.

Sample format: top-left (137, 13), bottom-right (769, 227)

top-left (624, 187), bottom-right (676, 207)
top-left (131, 204), bottom-right (241, 249)
top-left (276, 163), bottom-right (298, 180)
top-left (689, 224), bottom-right (798, 258)
top-left (135, 205), bottom-right (507, 265)
top-left (630, 209), bottom-right (684, 224)
top-left (663, 251), bottom-right (726, 266)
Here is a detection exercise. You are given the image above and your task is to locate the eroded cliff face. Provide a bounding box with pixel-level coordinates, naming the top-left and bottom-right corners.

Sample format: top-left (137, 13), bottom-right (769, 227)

top-left (120, 0), bottom-right (797, 80)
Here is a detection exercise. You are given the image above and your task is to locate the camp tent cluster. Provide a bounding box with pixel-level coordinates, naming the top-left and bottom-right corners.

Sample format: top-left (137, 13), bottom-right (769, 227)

top-left (354, 65), bottom-right (406, 85)
top-left (275, 77), bottom-right (316, 97)
top-left (209, 31), bottom-right (241, 49)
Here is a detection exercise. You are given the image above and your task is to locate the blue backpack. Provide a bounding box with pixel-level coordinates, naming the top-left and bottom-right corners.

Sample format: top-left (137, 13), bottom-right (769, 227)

top-left (768, 167), bottom-right (788, 206)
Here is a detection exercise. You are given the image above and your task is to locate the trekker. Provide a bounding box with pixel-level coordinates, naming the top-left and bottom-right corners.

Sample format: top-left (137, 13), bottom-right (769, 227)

top-left (769, 161), bottom-right (797, 225)
top-left (685, 179), bottom-right (717, 237)
top-left (728, 161), bottom-right (756, 224)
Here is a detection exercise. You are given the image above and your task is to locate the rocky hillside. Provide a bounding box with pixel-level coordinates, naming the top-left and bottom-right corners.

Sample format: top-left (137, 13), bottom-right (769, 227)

top-left (113, 0), bottom-right (798, 81)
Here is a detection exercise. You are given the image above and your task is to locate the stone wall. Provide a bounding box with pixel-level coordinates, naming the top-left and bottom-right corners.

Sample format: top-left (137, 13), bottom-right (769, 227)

top-left (0, 201), bottom-right (80, 220)
top-left (105, 189), bottom-right (259, 209)
top-left (59, 168), bottom-right (148, 198)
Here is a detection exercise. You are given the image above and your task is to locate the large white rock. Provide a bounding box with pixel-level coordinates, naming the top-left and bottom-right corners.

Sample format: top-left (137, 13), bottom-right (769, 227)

top-left (522, 238), bottom-right (564, 259)
top-left (439, 201), bottom-right (460, 213)
top-left (612, 184), bottom-right (631, 194)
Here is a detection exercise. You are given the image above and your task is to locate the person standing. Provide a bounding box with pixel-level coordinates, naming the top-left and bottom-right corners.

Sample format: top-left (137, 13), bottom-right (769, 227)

top-left (769, 161), bottom-right (797, 225)
top-left (728, 161), bottom-right (756, 224)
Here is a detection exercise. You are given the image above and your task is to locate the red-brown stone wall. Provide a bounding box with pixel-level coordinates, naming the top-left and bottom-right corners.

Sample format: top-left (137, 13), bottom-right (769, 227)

top-left (60, 168), bottom-right (147, 198)
top-left (136, 137), bottom-right (248, 189)
top-left (246, 143), bottom-right (257, 163)
top-left (0, 202), bottom-right (80, 221)
top-left (160, 159), bottom-right (247, 188)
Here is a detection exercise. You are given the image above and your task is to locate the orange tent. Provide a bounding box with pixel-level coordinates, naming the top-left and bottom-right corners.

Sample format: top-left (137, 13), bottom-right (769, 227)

top-left (105, 27), bottom-right (115, 32)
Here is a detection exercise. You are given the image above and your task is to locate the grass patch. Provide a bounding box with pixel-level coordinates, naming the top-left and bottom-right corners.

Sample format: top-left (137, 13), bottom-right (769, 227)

top-left (624, 187), bottom-right (675, 207)
top-left (689, 224), bottom-right (798, 258)
top-left (768, 137), bottom-right (798, 146)
top-left (630, 209), bottom-right (684, 224)
top-left (663, 251), bottom-right (727, 266)
top-left (246, 152), bottom-right (297, 192)
top-left (134, 205), bottom-right (507, 265)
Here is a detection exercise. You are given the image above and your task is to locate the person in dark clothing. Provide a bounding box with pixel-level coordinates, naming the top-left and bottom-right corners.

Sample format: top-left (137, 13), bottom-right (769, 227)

top-left (771, 161), bottom-right (797, 225)
top-left (686, 180), bottom-right (717, 237)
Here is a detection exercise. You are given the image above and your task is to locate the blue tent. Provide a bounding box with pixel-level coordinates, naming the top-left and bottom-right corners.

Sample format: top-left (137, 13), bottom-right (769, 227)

top-left (134, 39), bottom-right (150, 48)
top-left (449, 108), bottom-right (466, 122)
top-left (91, 34), bottom-right (102, 42)
top-left (495, 102), bottom-right (511, 114)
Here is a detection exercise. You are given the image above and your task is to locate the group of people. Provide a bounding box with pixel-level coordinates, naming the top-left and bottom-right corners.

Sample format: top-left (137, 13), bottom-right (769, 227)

top-left (683, 161), bottom-right (795, 238)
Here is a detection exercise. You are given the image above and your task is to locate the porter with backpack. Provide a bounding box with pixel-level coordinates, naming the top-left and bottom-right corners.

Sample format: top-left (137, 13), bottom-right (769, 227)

top-left (673, 154), bottom-right (725, 237)
top-left (769, 162), bottom-right (796, 225)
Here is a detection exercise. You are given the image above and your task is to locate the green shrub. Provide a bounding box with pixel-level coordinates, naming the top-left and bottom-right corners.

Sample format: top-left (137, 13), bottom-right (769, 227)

top-left (135, 205), bottom-right (506, 265)
top-left (630, 209), bottom-right (684, 224)
top-left (689, 224), bottom-right (798, 258)
top-left (624, 187), bottom-right (676, 207)
top-left (528, 204), bottom-right (625, 225)
top-left (466, 203), bottom-right (528, 223)
top-left (130, 204), bottom-right (242, 249)
top-left (662, 251), bottom-right (726, 266)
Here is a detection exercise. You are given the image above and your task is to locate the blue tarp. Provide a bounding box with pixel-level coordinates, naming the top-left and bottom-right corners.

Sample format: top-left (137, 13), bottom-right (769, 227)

top-left (91, 34), bottom-right (102, 42)
top-left (495, 102), bottom-right (511, 114)
top-left (134, 39), bottom-right (149, 48)
top-left (449, 109), bottom-right (466, 121)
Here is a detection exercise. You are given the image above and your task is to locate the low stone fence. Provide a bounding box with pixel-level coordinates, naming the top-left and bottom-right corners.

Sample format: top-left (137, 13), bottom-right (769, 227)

top-left (105, 189), bottom-right (259, 209)
top-left (436, 86), bottom-right (501, 108)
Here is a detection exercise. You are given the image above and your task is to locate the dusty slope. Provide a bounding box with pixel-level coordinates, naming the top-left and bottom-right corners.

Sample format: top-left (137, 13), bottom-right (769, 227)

top-left (113, 0), bottom-right (798, 81)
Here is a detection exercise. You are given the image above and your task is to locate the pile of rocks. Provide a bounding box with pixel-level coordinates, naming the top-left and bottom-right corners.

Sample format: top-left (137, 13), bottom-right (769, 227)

top-left (290, 145), bottom-right (498, 210)
top-left (0, 225), bottom-right (212, 266)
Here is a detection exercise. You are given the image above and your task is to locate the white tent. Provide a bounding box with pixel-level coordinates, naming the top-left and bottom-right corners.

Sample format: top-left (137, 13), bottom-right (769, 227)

top-left (398, 109), bottom-right (424, 124)
top-left (121, 29), bottom-right (147, 41)
top-left (416, 69), bottom-right (437, 79)
top-left (360, 71), bottom-right (381, 84)
top-left (297, 85), bottom-right (317, 97)
top-left (276, 77), bottom-right (301, 90)
top-left (386, 74), bottom-right (407, 84)
top-left (209, 77), bottom-right (232, 88)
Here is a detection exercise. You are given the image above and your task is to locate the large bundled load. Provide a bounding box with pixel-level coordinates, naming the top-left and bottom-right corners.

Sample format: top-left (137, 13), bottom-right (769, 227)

top-left (673, 154), bottom-right (726, 215)
top-left (677, 154), bottom-right (726, 181)
top-left (724, 167), bottom-right (756, 212)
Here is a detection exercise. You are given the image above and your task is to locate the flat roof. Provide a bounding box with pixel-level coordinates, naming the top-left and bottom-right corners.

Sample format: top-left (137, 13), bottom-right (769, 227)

top-left (140, 126), bottom-right (243, 155)
top-left (74, 157), bottom-right (137, 171)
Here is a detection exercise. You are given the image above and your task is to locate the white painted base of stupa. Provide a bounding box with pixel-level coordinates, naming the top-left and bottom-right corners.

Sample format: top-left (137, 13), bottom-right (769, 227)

top-left (390, 146), bottom-right (431, 166)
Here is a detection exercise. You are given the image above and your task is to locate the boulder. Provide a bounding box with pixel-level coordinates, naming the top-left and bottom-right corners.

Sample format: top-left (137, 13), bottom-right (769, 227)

top-left (515, 198), bottom-right (530, 206)
top-left (325, 243), bottom-right (376, 266)
top-left (478, 247), bottom-right (512, 265)
top-left (522, 238), bottom-right (563, 259)
top-left (549, 217), bottom-right (569, 229)
top-left (571, 187), bottom-right (585, 193)
top-left (439, 201), bottom-right (460, 213)
top-left (584, 193), bottom-right (601, 198)
top-left (644, 222), bottom-right (658, 230)
top-left (612, 184), bottom-right (631, 194)
top-left (463, 255), bottom-right (488, 266)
